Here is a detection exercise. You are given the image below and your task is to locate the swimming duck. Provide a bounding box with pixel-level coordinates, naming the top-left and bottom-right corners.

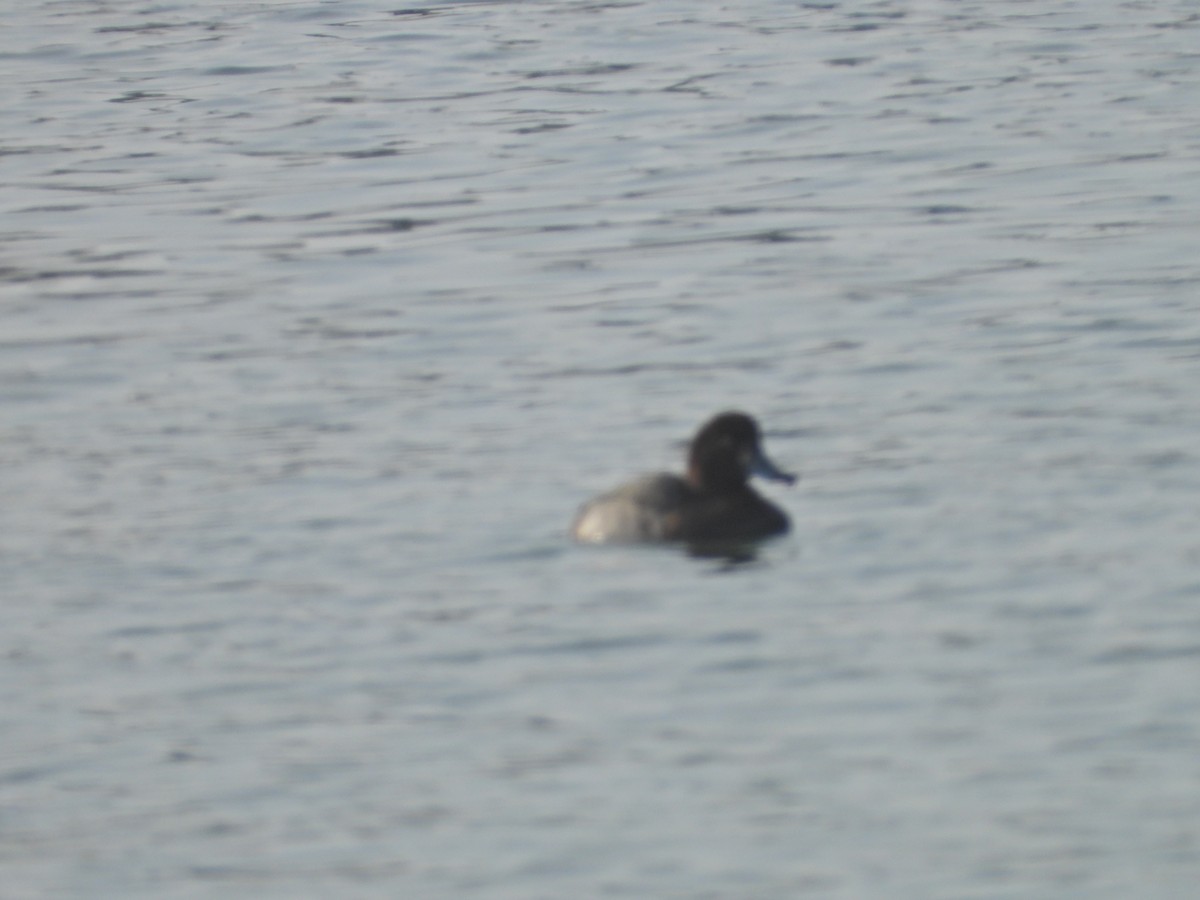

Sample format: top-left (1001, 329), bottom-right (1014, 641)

top-left (571, 411), bottom-right (795, 545)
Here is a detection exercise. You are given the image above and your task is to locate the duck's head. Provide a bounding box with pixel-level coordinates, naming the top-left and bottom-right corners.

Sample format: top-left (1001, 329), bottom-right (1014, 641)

top-left (686, 411), bottom-right (796, 491)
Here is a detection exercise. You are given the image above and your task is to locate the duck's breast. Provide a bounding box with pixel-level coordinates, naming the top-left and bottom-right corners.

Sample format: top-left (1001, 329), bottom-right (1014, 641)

top-left (671, 490), bottom-right (790, 543)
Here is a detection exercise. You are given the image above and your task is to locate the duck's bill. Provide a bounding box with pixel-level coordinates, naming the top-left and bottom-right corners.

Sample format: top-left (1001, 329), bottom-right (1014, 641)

top-left (750, 448), bottom-right (797, 485)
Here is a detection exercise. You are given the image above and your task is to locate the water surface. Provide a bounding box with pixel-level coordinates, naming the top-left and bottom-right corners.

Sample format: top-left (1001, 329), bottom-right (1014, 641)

top-left (3, 1), bottom-right (1200, 897)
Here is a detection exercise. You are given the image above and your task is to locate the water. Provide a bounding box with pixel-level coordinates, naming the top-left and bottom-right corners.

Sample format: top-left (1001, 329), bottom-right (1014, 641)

top-left (4, 1), bottom-right (1200, 896)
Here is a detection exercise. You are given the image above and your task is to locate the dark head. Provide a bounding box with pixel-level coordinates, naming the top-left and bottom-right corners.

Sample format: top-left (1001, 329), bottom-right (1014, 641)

top-left (686, 411), bottom-right (796, 492)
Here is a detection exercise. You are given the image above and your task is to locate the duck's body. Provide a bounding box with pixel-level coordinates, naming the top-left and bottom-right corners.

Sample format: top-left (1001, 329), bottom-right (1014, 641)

top-left (571, 412), bottom-right (794, 545)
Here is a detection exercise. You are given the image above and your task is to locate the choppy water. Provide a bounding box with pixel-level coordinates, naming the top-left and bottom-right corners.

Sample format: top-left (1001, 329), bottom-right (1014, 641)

top-left (4, 1), bottom-right (1200, 897)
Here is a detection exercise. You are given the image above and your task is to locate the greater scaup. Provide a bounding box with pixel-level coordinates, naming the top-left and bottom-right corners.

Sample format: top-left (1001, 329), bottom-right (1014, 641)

top-left (571, 411), bottom-right (795, 545)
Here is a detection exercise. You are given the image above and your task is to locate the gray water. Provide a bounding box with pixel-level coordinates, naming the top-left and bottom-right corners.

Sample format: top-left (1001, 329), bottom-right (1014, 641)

top-left (4, 1), bottom-right (1200, 897)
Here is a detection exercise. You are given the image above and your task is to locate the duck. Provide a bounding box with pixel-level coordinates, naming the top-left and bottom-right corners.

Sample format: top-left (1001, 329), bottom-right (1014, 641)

top-left (571, 411), bottom-right (795, 545)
